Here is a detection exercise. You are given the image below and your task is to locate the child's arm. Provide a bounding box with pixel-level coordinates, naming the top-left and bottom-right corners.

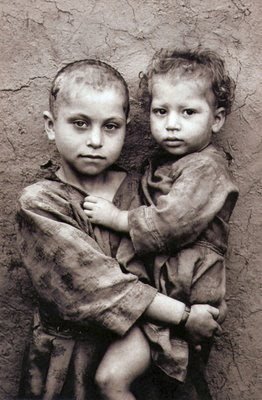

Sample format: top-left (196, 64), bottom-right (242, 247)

top-left (83, 195), bottom-right (129, 232)
top-left (83, 156), bottom-right (238, 250)
top-left (128, 155), bottom-right (238, 255)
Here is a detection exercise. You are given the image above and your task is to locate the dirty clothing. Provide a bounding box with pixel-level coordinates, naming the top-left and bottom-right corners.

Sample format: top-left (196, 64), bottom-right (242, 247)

top-left (128, 145), bottom-right (239, 382)
top-left (16, 168), bottom-right (157, 399)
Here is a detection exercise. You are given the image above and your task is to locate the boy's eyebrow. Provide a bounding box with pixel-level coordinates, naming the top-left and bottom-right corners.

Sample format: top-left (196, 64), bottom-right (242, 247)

top-left (104, 116), bottom-right (125, 122)
top-left (67, 113), bottom-right (90, 120)
top-left (66, 113), bottom-right (125, 122)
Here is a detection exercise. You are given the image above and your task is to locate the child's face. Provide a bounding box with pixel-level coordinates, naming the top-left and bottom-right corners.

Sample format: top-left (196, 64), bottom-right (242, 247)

top-left (45, 85), bottom-right (127, 178)
top-left (150, 75), bottom-right (225, 157)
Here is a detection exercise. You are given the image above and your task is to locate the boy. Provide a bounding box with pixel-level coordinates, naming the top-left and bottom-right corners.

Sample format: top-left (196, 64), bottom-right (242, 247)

top-left (83, 49), bottom-right (239, 397)
top-left (16, 58), bottom-right (220, 400)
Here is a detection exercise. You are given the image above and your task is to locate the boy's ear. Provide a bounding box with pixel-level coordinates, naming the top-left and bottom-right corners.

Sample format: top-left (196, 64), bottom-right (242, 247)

top-left (127, 116), bottom-right (131, 125)
top-left (212, 107), bottom-right (226, 133)
top-left (43, 111), bottom-right (56, 140)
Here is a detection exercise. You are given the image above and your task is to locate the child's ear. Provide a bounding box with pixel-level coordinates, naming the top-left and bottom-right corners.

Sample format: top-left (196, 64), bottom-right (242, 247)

top-left (212, 107), bottom-right (226, 133)
top-left (43, 111), bottom-right (56, 140)
top-left (126, 116), bottom-right (131, 125)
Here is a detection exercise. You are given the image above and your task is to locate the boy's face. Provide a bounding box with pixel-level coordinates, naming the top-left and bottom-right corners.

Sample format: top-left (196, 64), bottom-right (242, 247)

top-left (150, 75), bottom-right (225, 157)
top-left (45, 85), bottom-right (127, 178)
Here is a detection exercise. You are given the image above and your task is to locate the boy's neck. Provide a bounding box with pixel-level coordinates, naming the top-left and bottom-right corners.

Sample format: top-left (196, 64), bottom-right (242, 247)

top-left (56, 166), bottom-right (126, 201)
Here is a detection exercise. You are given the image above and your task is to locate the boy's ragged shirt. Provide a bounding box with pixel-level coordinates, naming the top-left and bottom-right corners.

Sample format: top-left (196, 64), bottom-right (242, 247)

top-left (16, 168), bottom-right (157, 337)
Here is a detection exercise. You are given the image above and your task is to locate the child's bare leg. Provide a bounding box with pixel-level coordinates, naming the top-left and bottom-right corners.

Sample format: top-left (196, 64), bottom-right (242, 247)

top-left (95, 326), bottom-right (151, 400)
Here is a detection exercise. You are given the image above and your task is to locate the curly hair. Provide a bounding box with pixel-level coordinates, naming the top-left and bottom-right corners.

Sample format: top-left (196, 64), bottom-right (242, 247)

top-left (139, 48), bottom-right (235, 115)
top-left (49, 59), bottom-right (130, 118)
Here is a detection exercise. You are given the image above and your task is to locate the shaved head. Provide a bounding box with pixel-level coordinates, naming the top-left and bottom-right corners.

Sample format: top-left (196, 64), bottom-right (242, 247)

top-left (49, 59), bottom-right (129, 118)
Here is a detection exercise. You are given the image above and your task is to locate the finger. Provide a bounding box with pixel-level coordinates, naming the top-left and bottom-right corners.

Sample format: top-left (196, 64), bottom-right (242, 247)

top-left (84, 196), bottom-right (98, 203)
top-left (83, 202), bottom-right (95, 210)
top-left (83, 210), bottom-right (93, 217)
top-left (208, 306), bottom-right (220, 320)
top-left (214, 324), bottom-right (223, 337)
top-left (217, 302), bottom-right (228, 324)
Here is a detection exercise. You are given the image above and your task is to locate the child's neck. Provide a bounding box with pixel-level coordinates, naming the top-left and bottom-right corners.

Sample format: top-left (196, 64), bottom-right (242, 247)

top-left (57, 167), bottom-right (126, 201)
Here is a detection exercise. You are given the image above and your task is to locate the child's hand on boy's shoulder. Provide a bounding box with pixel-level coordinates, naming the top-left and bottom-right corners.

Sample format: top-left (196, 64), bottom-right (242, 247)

top-left (83, 196), bottom-right (129, 233)
top-left (83, 195), bottom-right (119, 228)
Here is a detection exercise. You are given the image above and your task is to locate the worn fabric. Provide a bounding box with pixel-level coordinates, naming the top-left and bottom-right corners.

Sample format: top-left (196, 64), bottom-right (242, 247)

top-left (128, 144), bottom-right (239, 382)
top-left (16, 168), bottom-right (157, 399)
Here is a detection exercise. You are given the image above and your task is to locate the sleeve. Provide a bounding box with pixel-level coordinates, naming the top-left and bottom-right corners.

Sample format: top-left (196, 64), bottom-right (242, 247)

top-left (128, 157), bottom-right (238, 255)
top-left (16, 186), bottom-right (157, 336)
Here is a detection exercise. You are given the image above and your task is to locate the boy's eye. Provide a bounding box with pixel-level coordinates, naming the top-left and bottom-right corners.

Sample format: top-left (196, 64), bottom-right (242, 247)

top-left (152, 108), bottom-right (167, 116)
top-left (104, 123), bottom-right (118, 131)
top-left (183, 109), bottom-right (196, 116)
top-left (73, 120), bottom-right (88, 128)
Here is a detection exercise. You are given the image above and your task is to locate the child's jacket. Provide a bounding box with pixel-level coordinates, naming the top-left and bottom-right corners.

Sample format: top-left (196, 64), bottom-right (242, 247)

top-left (128, 144), bottom-right (239, 382)
top-left (16, 168), bottom-right (157, 399)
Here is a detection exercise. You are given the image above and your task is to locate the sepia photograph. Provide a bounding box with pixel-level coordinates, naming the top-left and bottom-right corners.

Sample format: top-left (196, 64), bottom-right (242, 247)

top-left (0, 1), bottom-right (261, 399)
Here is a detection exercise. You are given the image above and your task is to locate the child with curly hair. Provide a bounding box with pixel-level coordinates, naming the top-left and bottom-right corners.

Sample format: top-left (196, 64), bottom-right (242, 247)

top-left (83, 48), bottom-right (239, 399)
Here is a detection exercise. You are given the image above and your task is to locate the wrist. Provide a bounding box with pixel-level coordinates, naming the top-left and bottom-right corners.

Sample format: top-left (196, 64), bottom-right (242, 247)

top-left (179, 305), bottom-right (191, 327)
top-left (114, 210), bottom-right (129, 232)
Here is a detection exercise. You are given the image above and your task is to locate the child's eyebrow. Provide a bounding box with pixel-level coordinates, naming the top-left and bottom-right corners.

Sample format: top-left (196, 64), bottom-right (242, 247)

top-left (151, 100), bottom-right (168, 107)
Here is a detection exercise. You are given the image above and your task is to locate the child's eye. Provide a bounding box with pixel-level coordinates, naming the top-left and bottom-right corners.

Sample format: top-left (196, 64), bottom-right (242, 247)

top-left (152, 108), bottom-right (167, 116)
top-left (183, 109), bottom-right (196, 116)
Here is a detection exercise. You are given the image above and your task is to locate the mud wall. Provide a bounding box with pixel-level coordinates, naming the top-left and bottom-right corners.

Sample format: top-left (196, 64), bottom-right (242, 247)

top-left (0, 0), bottom-right (261, 398)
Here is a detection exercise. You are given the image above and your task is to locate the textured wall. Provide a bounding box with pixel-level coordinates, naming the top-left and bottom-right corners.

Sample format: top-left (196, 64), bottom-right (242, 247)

top-left (0, 0), bottom-right (261, 398)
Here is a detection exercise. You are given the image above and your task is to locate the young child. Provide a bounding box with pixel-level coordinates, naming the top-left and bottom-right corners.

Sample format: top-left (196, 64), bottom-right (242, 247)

top-left (16, 58), bottom-right (220, 400)
top-left (83, 49), bottom-right (239, 396)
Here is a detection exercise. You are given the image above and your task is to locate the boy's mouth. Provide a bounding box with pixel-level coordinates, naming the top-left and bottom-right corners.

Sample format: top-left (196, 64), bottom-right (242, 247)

top-left (79, 154), bottom-right (106, 159)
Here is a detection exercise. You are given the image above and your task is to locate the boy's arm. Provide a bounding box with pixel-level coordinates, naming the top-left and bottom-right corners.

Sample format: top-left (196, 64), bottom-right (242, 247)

top-left (16, 186), bottom-right (156, 337)
top-left (128, 157), bottom-right (238, 255)
top-left (145, 293), bottom-right (221, 343)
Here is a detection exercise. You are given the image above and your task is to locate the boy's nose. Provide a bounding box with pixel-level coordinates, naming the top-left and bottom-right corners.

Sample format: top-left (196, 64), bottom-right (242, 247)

top-left (166, 112), bottom-right (181, 131)
top-left (87, 127), bottom-right (103, 148)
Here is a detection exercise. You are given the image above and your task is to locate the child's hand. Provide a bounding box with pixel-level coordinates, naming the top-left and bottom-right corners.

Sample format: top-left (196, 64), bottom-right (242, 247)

top-left (83, 196), bottom-right (119, 228)
top-left (185, 304), bottom-right (222, 344)
top-left (83, 196), bottom-right (129, 232)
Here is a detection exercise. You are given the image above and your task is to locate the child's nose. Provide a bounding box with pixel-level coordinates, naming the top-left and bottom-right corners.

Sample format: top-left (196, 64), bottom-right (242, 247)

top-left (166, 112), bottom-right (181, 131)
top-left (87, 126), bottom-right (103, 148)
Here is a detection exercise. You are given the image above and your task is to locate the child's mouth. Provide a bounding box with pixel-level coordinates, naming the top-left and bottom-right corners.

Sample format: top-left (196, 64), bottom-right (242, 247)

top-left (163, 139), bottom-right (184, 146)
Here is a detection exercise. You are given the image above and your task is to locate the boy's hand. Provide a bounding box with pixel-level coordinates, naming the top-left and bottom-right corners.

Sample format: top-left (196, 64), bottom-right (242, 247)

top-left (217, 300), bottom-right (228, 324)
top-left (185, 304), bottom-right (222, 344)
top-left (83, 196), bottom-right (129, 232)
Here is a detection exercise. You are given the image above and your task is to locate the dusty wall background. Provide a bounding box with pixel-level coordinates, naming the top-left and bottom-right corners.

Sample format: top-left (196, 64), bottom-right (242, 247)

top-left (0, 0), bottom-right (261, 399)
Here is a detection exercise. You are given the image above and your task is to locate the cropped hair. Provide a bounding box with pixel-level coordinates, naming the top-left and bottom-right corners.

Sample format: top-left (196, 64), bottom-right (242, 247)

top-left (49, 59), bottom-right (130, 118)
top-left (139, 48), bottom-right (235, 115)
